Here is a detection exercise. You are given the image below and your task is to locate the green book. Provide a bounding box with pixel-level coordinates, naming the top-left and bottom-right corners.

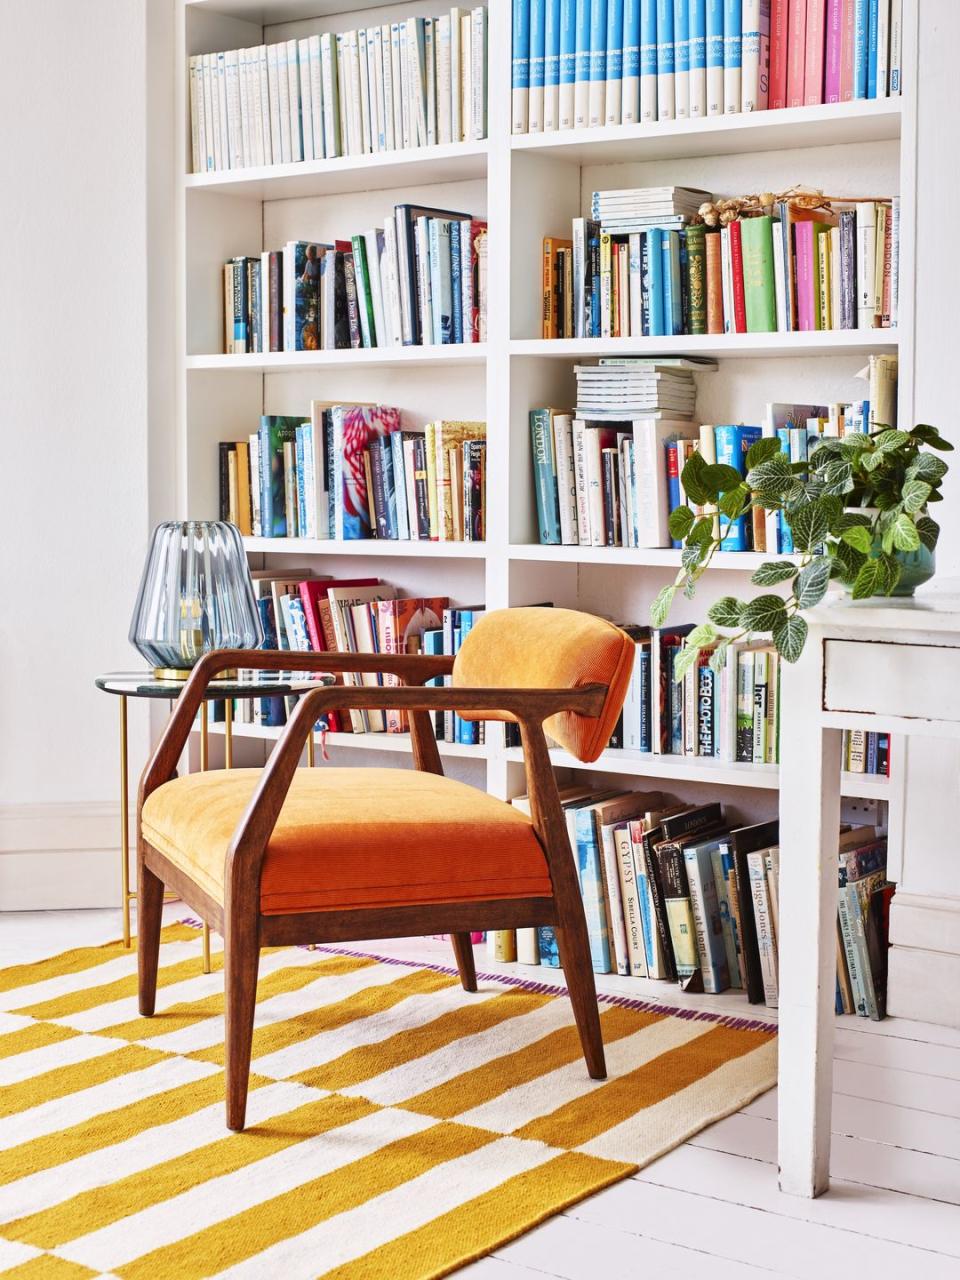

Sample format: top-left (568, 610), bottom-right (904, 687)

top-left (740, 215), bottom-right (777, 334)
top-left (684, 224), bottom-right (707, 334)
top-left (350, 235), bottom-right (377, 348)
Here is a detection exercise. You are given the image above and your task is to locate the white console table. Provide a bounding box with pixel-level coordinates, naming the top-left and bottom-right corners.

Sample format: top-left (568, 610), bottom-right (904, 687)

top-left (778, 590), bottom-right (960, 1197)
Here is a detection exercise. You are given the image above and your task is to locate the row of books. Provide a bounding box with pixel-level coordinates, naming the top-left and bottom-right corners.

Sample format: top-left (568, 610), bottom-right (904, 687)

top-left (500, 790), bottom-right (892, 1017)
top-left (511, 0), bottom-right (904, 135)
top-left (225, 573), bottom-right (484, 744)
top-left (190, 9), bottom-right (488, 174)
top-left (220, 407), bottom-right (486, 544)
top-left (531, 371), bottom-right (896, 550)
top-left (543, 192), bottom-right (898, 339)
top-left (223, 210), bottom-right (487, 355)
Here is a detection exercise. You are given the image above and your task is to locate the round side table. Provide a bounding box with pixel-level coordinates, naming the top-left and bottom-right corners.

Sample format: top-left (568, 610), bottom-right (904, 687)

top-left (95, 670), bottom-right (336, 972)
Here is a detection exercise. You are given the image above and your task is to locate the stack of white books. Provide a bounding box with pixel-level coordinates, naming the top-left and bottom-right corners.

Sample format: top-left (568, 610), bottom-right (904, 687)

top-left (574, 358), bottom-right (713, 421)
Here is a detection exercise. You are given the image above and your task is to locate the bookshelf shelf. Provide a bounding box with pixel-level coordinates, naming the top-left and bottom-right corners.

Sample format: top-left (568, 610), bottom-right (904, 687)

top-left (509, 332), bottom-right (900, 361)
top-left (507, 545), bottom-right (801, 570)
top-left (509, 98), bottom-right (902, 166)
top-left (244, 537), bottom-right (486, 558)
top-left (502, 745), bottom-right (890, 800)
top-left (205, 719), bottom-right (491, 760)
top-left (184, 140), bottom-right (488, 200)
top-left (186, 346), bottom-right (487, 373)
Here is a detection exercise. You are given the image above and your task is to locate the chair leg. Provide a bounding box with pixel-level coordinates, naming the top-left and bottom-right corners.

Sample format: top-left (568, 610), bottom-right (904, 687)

top-left (137, 855), bottom-right (164, 1016)
top-left (224, 928), bottom-right (260, 1131)
top-left (450, 932), bottom-right (478, 992)
top-left (554, 898), bottom-right (606, 1080)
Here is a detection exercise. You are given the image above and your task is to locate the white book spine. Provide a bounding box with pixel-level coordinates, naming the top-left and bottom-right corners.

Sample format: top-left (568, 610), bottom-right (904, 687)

top-left (856, 203), bottom-right (877, 329)
top-left (276, 42), bottom-right (292, 163)
top-left (587, 74), bottom-right (604, 129)
top-left (390, 23), bottom-right (404, 149)
top-left (258, 45), bottom-right (272, 166)
top-left (282, 241), bottom-right (296, 351)
top-left (189, 56), bottom-right (202, 173)
top-left (383, 214), bottom-right (404, 345)
top-left (462, 14), bottom-right (475, 139)
top-left (357, 28), bottom-right (372, 153)
top-left (415, 217), bottom-right (433, 343)
top-left (309, 35), bottom-right (324, 160)
top-left (584, 428), bottom-right (605, 547)
top-left (266, 44), bottom-right (283, 164)
top-left (460, 218), bottom-right (475, 343)
top-left (216, 51), bottom-right (229, 169)
top-left (437, 15), bottom-right (453, 144)
top-left (298, 38), bottom-right (314, 161)
top-left (741, 0), bottom-right (760, 111)
top-left (888, 0), bottom-right (902, 94)
top-left (450, 9), bottom-right (463, 141)
top-left (890, 196), bottom-right (900, 327)
top-left (336, 34), bottom-right (350, 154)
top-left (200, 55), bottom-right (214, 171)
top-left (399, 23), bottom-right (412, 148)
top-left (365, 230), bottom-right (387, 348)
top-left (285, 40), bottom-right (302, 161)
top-left (237, 47), bottom-right (251, 167)
top-left (657, 68), bottom-right (675, 121)
top-left (381, 25), bottom-right (395, 150)
top-left (572, 419), bottom-right (591, 545)
top-left (875, 0), bottom-right (891, 98)
top-left (473, 6), bottom-right (488, 138)
top-left (347, 30), bottom-right (364, 156)
top-left (628, 233), bottom-right (643, 338)
top-left (207, 54), bottom-right (221, 170)
top-left (425, 19), bottom-right (437, 145)
top-left (368, 26), bottom-right (384, 153)
top-left (553, 413), bottom-right (578, 543)
top-left (771, 220), bottom-right (787, 332)
top-left (600, 826), bottom-right (631, 976)
top-left (723, 60), bottom-right (740, 114)
top-left (320, 34), bottom-right (340, 158)
top-left (410, 20), bottom-right (429, 147)
top-left (260, 250), bottom-right (271, 352)
top-left (248, 47), bottom-right (265, 166)
top-left (720, 225), bottom-right (733, 332)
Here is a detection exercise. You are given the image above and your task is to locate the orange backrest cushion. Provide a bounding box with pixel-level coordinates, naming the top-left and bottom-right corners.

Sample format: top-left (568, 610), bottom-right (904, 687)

top-left (452, 607), bottom-right (635, 763)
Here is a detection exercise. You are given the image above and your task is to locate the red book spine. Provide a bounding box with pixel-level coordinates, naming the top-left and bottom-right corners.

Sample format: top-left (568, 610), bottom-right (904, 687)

top-left (839, 0), bottom-right (856, 100)
top-left (786, 0), bottom-right (807, 107)
top-left (824, 0), bottom-right (843, 101)
top-left (804, 0), bottom-right (827, 105)
top-left (769, 0), bottom-right (789, 108)
top-left (728, 221), bottom-right (748, 334)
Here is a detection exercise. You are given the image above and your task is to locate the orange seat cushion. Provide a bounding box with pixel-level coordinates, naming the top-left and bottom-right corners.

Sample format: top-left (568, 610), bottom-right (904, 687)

top-left (141, 767), bottom-right (553, 915)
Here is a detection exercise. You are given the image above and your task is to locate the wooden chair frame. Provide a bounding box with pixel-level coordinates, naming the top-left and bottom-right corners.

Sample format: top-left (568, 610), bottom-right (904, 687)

top-left (137, 648), bottom-right (610, 1130)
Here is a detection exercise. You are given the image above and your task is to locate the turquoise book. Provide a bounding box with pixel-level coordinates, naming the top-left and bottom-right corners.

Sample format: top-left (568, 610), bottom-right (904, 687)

top-left (723, 0), bottom-right (741, 74)
top-left (714, 424), bottom-right (761, 550)
top-left (575, 0), bottom-right (593, 88)
top-left (683, 838), bottom-right (731, 993)
top-left (530, 409), bottom-right (562, 543)
top-left (530, 0), bottom-right (547, 97)
top-left (622, 0), bottom-right (641, 118)
top-left (853, 0), bottom-right (869, 99)
top-left (639, 0), bottom-right (658, 120)
top-left (545, 0), bottom-right (563, 99)
top-left (559, 0), bottom-right (578, 94)
top-left (645, 227), bottom-right (665, 337)
top-left (258, 416), bottom-right (302, 538)
top-left (575, 806), bottom-right (613, 973)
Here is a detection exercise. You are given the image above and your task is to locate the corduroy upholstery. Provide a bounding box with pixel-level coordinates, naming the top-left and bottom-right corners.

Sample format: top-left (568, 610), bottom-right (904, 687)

top-left (141, 767), bottom-right (553, 915)
top-left (453, 607), bottom-right (635, 762)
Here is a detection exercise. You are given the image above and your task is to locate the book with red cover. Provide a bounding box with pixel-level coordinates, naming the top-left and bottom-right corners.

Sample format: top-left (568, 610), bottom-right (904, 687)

top-left (376, 596), bottom-right (448, 733)
top-left (298, 577), bottom-right (379, 732)
top-left (824, 0), bottom-right (843, 101)
top-left (785, 0), bottom-right (807, 107)
top-left (768, 0), bottom-right (789, 108)
top-left (804, 0), bottom-right (827, 104)
top-left (728, 220), bottom-right (748, 334)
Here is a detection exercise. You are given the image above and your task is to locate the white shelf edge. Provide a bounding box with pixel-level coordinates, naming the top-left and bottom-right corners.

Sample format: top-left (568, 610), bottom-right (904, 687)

top-left (502, 745), bottom-right (890, 799)
top-left (510, 331), bottom-right (899, 360)
top-left (510, 98), bottom-right (902, 164)
top-left (243, 537), bottom-right (487, 558)
top-left (186, 345), bottom-right (488, 372)
top-left (508, 545), bottom-right (801, 570)
top-left (202, 721), bottom-right (490, 761)
top-left (184, 139), bottom-right (488, 199)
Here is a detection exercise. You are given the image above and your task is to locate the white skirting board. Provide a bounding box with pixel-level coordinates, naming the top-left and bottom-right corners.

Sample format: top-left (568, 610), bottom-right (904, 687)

top-left (0, 803), bottom-right (126, 910)
top-left (887, 892), bottom-right (960, 1028)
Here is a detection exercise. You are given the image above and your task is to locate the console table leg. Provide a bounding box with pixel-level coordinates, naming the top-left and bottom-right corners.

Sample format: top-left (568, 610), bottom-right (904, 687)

top-left (200, 701), bottom-right (211, 975)
top-left (119, 696), bottom-right (131, 950)
top-left (777, 632), bottom-right (842, 1197)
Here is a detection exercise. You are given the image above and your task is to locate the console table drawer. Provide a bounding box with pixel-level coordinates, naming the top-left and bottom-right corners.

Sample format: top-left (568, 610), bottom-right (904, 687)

top-left (823, 640), bottom-right (960, 721)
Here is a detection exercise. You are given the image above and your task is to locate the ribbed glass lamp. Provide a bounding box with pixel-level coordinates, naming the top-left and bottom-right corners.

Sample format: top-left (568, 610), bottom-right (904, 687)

top-left (129, 521), bottom-right (263, 677)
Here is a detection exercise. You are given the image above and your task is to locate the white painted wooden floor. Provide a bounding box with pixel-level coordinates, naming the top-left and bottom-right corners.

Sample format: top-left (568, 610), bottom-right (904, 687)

top-left (4, 909), bottom-right (960, 1279)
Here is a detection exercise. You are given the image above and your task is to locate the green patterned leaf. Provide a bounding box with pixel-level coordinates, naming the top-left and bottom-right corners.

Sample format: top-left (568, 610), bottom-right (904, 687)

top-left (794, 558), bottom-right (831, 608)
top-left (915, 515), bottom-right (940, 551)
top-left (902, 478), bottom-right (932, 514)
top-left (772, 614), bottom-right (808, 664)
top-left (703, 463), bottom-right (744, 495)
top-left (709, 639), bottom-right (730, 674)
top-left (718, 486), bottom-right (749, 519)
top-left (751, 561), bottom-right (799, 586)
top-left (841, 525), bottom-right (873, 554)
top-left (834, 538), bottom-right (867, 583)
top-left (668, 504), bottom-right (695, 539)
top-left (851, 558), bottom-right (883, 600)
top-left (891, 513), bottom-right (921, 552)
top-left (746, 437), bottom-right (784, 468)
top-left (906, 453), bottom-right (949, 485)
top-left (688, 517), bottom-right (715, 546)
top-left (746, 455), bottom-right (792, 493)
top-left (672, 643), bottom-right (702, 683)
top-left (872, 429), bottom-right (912, 454)
top-left (788, 502), bottom-right (829, 552)
top-left (707, 596), bottom-right (745, 627)
top-left (680, 450), bottom-right (713, 505)
top-left (651, 584), bottom-right (676, 628)
top-left (911, 424), bottom-right (954, 452)
top-left (741, 594), bottom-right (788, 632)
top-left (687, 623), bottom-right (719, 647)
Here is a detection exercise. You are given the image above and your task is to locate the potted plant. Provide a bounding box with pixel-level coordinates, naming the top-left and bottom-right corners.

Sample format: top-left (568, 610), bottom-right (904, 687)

top-left (652, 423), bottom-right (951, 677)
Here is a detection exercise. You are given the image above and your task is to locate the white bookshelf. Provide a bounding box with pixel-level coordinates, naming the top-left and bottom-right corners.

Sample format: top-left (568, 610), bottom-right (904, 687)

top-left (176, 0), bottom-right (915, 849)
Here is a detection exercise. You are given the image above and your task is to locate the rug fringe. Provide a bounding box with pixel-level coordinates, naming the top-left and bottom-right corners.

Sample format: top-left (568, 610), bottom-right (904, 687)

top-left (175, 918), bottom-right (777, 1036)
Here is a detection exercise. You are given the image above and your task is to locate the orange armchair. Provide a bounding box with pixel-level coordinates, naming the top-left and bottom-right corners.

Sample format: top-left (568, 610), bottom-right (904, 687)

top-left (136, 607), bottom-right (635, 1130)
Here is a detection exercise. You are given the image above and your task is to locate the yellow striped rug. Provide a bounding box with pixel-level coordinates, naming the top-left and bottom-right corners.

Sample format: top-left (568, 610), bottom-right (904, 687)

top-left (0, 923), bottom-right (776, 1279)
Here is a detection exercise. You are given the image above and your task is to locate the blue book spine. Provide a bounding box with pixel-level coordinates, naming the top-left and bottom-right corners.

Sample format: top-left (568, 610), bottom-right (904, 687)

top-left (391, 430), bottom-right (409, 540)
top-left (381, 436), bottom-right (398, 539)
top-left (866, 732), bottom-right (878, 774)
top-left (589, 231), bottom-right (601, 336)
top-left (715, 425), bottom-right (761, 549)
top-left (295, 427), bottom-right (307, 536)
top-left (575, 0), bottom-right (593, 85)
top-left (623, 0), bottom-right (642, 109)
top-left (607, 0), bottom-right (624, 96)
top-left (545, 0), bottom-right (563, 95)
top-left (256, 598), bottom-right (286, 726)
top-left (538, 924), bottom-right (561, 966)
top-left (775, 427), bottom-right (794, 552)
top-left (638, 645), bottom-right (651, 751)
top-left (723, 0), bottom-right (741, 71)
top-left (661, 233), bottom-right (674, 336)
top-left (575, 808), bottom-right (613, 972)
top-left (530, 408), bottom-right (562, 543)
top-left (706, 0), bottom-right (724, 73)
top-left (450, 220), bottom-right (463, 344)
top-left (560, 0), bottom-right (578, 88)
top-left (674, 0), bottom-right (690, 76)
top-left (258, 419), bottom-right (274, 538)
top-left (513, 0), bottom-right (531, 91)
top-left (668, 646), bottom-right (683, 752)
top-left (639, 0), bottom-right (658, 118)
top-left (646, 228), bottom-right (665, 336)
top-left (530, 0), bottom-right (547, 91)
top-left (853, 0), bottom-right (869, 98)
top-left (589, 0), bottom-right (608, 85)
top-left (689, 0), bottom-right (706, 74)
top-left (636, 868), bottom-right (656, 970)
top-left (656, 0), bottom-right (675, 72)
top-left (666, 442), bottom-right (682, 547)
top-left (452, 620), bottom-right (463, 740)
top-left (866, 0), bottom-right (879, 98)
top-left (458, 612), bottom-right (478, 743)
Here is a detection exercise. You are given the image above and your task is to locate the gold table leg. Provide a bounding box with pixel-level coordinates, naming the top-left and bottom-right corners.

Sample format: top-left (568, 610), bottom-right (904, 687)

top-left (306, 727), bottom-right (315, 768)
top-left (200, 701), bottom-right (211, 975)
top-left (224, 697), bottom-right (233, 769)
top-left (120, 696), bottom-right (131, 949)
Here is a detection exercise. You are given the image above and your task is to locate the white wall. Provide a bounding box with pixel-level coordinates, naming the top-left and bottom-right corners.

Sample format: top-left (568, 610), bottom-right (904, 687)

top-left (0, 0), bottom-right (174, 906)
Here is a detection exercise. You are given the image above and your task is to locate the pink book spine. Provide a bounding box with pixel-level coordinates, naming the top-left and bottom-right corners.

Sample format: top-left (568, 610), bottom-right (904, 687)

top-left (769, 0), bottom-right (789, 108)
top-left (839, 0), bottom-right (856, 100)
top-left (824, 0), bottom-right (843, 101)
top-left (804, 0), bottom-right (827, 105)
top-left (794, 222), bottom-right (815, 331)
top-left (786, 0), bottom-right (807, 108)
